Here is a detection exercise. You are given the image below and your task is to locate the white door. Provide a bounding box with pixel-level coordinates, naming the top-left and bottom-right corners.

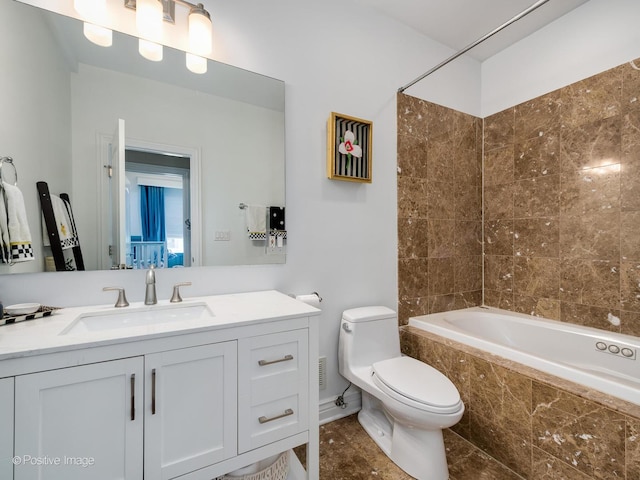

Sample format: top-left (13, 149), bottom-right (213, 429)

top-left (145, 342), bottom-right (237, 480)
top-left (14, 358), bottom-right (144, 480)
top-left (0, 377), bottom-right (13, 479)
top-left (109, 118), bottom-right (127, 267)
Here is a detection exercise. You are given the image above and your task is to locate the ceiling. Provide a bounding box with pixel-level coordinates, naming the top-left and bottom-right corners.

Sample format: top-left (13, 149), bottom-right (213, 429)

top-left (354, 0), bottom-right (590, 60)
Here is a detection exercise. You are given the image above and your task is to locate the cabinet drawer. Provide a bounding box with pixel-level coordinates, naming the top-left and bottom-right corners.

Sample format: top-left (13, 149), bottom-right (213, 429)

top-left (238, 329), bottom-right (308, 452)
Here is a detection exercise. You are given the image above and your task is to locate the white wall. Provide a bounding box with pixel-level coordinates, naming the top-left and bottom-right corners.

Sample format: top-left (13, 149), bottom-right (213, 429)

top-left (481, 0), bottom-right (640, 116)
top-left (0, 2), bottom-right (72, 274)
top-left (1, 0), bottom-right (480, 409)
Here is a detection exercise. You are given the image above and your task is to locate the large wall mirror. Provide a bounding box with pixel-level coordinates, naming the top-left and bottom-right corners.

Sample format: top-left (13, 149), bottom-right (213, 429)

top-left (0, 0), bottom-right (285, 274)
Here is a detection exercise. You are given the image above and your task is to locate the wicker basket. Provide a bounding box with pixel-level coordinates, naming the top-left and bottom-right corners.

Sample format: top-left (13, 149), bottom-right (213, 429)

top-left (216, 452), bottom-right (289, 480)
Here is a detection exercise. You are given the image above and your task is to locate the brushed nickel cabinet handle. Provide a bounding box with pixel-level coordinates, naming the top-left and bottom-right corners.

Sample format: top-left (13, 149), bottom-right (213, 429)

top-left (258, 354), bottom-right (294, 366)
top-left (258, 408), bottom-right (294, 424)
top-left (130, 374), bottom-right (135, 421)
top-left (151, 369), bottom-right (156, 415)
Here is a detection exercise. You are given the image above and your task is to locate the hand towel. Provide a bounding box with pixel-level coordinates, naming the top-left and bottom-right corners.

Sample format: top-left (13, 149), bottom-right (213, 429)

top-left (2, 181), bottom-right (34, 262)
top-left (246, 205), bottom-right (266, 239)
top-left (42, 194), bottom-right (79, 250)
top-left (268, 206), bottom-right (286, 231)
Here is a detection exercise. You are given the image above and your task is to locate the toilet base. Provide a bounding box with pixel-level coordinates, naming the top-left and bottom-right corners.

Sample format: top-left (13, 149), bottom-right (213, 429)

top-left (357, 393), bottom-right (449, 480)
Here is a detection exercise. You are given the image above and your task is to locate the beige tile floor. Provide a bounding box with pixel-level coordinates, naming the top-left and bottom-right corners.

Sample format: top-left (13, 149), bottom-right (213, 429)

top-left (297, 414), bottom-right (523, 480)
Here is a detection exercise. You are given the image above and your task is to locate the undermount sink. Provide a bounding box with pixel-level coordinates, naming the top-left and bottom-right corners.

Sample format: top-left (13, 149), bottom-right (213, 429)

top-left (60, 302), bottom-right (214, 335)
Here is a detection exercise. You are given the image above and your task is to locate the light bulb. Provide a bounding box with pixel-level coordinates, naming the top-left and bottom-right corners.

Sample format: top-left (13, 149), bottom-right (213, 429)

top-left (83, 23), bottom-right (113, 47)
top-left (139, 39), bottom-right (163, 62)
top-left (136, 0), bottom-right (163, 40)
top-left (186, 53), bottom-right (207, 74)
top-left (188, 5), bottom-right (212, 56)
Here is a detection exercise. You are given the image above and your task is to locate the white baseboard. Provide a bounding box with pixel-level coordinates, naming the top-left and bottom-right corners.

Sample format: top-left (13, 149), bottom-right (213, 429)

top-left (318, 390), bottom-right (361, 425)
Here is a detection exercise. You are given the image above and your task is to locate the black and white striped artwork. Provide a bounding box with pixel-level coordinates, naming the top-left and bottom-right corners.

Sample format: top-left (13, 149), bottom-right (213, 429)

top-left (327, 112), bottom-right (372, 182)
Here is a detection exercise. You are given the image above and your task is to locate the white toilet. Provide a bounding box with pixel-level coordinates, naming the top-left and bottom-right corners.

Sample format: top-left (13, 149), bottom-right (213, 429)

top-left (338, 306), bottom-right (464, 480)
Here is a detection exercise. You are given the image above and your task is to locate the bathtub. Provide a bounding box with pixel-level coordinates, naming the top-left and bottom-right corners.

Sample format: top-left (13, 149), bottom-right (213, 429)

top-left (408, 306), bottom-right (640, 407)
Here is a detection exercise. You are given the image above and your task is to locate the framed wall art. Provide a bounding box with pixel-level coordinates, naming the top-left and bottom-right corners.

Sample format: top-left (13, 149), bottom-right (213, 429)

top-left (327, 112), bottom-right (373, 183)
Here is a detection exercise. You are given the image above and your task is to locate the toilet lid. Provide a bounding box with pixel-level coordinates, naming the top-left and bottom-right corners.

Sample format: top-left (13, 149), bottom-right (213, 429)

top-left (372, 357), bottom-right (461, 410)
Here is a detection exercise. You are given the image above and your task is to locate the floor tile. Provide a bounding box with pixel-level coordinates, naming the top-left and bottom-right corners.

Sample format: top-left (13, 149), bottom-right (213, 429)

top-left (297, 414), bottom-right (523, 480)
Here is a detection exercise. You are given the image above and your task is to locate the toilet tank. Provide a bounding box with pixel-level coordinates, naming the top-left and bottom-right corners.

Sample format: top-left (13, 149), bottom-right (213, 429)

top-left (338, 306), bottom-right (401, 375)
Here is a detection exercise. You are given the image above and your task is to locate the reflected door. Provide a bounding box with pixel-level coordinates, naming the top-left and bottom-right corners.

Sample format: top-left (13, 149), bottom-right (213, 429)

top-left (109, 118), bottom-right (127, 268)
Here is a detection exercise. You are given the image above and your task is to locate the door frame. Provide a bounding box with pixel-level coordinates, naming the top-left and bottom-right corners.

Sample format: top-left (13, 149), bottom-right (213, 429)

top-left (98, 135), bottom-right (202, 269)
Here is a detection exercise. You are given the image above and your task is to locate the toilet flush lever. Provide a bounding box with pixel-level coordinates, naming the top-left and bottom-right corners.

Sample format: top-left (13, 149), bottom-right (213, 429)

top-left (342, 323), bottom-right (352, 333)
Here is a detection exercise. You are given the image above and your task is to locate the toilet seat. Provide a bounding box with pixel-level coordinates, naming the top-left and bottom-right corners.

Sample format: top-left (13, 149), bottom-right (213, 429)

top-left (372, 357), bottom-right (462, 414)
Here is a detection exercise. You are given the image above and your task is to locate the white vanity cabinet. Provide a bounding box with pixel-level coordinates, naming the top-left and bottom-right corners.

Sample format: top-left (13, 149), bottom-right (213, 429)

top-left (144, 342), bottom-right (237, 479)
top-left (0, 377), bottom-right (14, 479)
top-left (0, 291), bottom-right (320, 480)
top-left (14, 357), bottom-right (145, 480)
top-left (12, 343), bottom-right (238, 480)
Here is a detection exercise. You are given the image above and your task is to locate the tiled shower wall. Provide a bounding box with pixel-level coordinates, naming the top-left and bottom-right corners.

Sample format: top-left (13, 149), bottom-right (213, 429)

top-left (397, 58), bottom-right (640, 333)
top-left (483, 59), bottom-right (640, 335)
top-left (396, 58), bottom-right (640, 480)
top-left (397, 97), bottom-right (483, 323)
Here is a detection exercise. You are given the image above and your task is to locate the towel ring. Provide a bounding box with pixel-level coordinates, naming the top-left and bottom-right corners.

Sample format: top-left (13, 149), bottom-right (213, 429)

top-left (0, 157), bottom-right (17, 186)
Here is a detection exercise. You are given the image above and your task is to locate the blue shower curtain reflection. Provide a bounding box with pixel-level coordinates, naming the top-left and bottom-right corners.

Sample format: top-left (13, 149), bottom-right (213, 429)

top-left (140, 185), bottom-right (166, 242)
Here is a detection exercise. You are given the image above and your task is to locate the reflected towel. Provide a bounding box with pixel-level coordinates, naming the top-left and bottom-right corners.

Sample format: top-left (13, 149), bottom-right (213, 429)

top-left (245, 205), bottom-right (266, 238)
top-left (42, 194), bottom-right (79, 250)
top-left (2, 181), bottom-right (34, 262)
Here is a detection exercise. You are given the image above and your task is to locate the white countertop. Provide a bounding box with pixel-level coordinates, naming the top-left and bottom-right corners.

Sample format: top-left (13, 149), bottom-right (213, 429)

top-left (0, 290), bottom-right (320, 361)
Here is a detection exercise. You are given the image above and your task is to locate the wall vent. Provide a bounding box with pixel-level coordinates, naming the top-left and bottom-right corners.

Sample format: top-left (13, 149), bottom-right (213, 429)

top-left (318, 356), bottom-right (327, 390)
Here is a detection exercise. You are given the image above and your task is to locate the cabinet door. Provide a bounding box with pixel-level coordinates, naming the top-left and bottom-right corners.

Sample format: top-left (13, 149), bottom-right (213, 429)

top-left (145, 341), bottom-right (237, 480)
top-left (14, 358), bottom-right (144, 480)
top-left (238, 329), bottom-right (309, 452)
top-left (0, 377), bottom-right (14, 479)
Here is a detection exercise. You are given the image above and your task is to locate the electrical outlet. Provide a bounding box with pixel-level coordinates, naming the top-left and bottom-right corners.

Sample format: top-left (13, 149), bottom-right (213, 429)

top-left (214, 231), bottom-right (230, 241)
top-left (318, 356), bottom-right (327, 390)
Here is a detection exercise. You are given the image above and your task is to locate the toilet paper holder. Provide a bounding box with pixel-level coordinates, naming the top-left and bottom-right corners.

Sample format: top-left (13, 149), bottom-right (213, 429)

top-left (291, 292), bottom-right (322, 303)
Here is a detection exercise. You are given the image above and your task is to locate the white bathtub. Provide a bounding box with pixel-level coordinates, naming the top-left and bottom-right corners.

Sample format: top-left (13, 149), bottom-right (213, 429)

top-left (408, 307), bottom-right (640, 407)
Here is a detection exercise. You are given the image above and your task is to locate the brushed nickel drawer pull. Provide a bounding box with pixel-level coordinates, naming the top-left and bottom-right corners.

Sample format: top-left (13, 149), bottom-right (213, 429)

top-left (151, 369), bottom-right (156, 415)
top-left (258, 408), bottom-right (294, 424)
top-left (130, 374), bottom-right (136, 421)
top-left (258, 354), bottom-right (293, 366)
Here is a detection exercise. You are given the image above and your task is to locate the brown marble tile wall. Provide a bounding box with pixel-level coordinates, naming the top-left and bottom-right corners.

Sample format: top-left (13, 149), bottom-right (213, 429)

top-left (397, 95), bottom-right (483, 324)
top-left (395, 58), bottom-right (640, 480)
top-left (484, 59), bottom-right (640, 336)
top-left (400, 327), bottom-right (640, 480)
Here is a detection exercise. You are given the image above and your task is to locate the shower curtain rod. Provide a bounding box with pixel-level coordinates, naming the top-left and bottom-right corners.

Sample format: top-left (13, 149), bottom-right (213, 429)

top-left (398, 0), bottom-right (551, 93)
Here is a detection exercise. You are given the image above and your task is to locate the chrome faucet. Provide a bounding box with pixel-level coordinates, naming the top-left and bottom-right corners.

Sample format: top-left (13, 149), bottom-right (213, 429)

top-left (144, 265), bottom-right (157, 305)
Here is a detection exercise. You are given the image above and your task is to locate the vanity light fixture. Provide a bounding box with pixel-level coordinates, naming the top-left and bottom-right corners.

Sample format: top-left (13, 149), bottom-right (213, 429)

top-left (187, 3), bottom-right (212, 56)
top-left (74, 0), bottom-right (113, 47)
top-left (135, 0), bottom-right (164, 61)
top-left (125, 0), bottom-right (213, 73)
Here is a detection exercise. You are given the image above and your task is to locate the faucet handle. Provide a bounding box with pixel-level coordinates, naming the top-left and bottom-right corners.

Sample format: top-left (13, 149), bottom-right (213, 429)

top-left (170, 282), bottom-right (192, 303)
top-left (103, 287), bottom-right (130, 308)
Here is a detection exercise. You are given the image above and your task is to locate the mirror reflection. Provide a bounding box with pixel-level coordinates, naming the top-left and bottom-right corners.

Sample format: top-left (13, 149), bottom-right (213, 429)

top-left (0, 0), bottom-right (285, 274)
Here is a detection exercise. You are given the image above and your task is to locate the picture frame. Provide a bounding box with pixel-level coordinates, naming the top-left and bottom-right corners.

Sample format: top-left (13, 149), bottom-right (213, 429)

top-left (327, 112), bottom-right (373, 183)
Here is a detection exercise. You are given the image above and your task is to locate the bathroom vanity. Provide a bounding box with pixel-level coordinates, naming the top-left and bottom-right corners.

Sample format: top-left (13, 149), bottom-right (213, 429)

top-left (0, 290), bottom-right (320, 480)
